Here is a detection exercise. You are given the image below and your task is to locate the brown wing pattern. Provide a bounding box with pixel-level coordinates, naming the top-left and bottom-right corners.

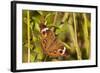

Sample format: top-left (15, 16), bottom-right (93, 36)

top-left (40, 30), bottom-right (55, 55)
top-left (45, 30), bottom-right (56, 49)
top-left (40, 27), bottom-right (67, 57)
top-left (46, 39), bottom-right (65, 57)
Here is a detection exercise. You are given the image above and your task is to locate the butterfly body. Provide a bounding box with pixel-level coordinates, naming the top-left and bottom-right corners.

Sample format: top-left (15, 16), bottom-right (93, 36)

top-left (40, 24), bottom-right (68, 57)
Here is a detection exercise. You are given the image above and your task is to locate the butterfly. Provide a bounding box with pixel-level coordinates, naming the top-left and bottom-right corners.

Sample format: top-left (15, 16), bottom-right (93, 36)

top-left (40, 23), bottom-right (68, 57)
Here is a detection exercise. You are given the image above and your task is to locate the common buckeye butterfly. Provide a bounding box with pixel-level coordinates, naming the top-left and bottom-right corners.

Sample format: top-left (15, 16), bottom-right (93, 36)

top-left (40, 23), bottom-right (68, 57)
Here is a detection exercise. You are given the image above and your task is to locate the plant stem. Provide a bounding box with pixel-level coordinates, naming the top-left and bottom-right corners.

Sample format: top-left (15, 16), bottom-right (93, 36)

top-left (27, 10), bottom-right (30, 62)
top-left (61, 13), bottom-right (69, 23)
top-left (62, 42), bottom-right (72, 51)
top-left (51, 12), bottom-right (58, 31)
top-left (73, 13), bottom-right (82, 60)
top-left (53, 12), bottom-right (58, 25)
top-left (83, 13), bottom-right (90, 59)
top-left (44, 55), bottom-right (48, 61)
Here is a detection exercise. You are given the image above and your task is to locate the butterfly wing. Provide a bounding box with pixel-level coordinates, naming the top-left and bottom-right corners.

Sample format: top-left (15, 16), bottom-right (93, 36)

top-left (40, 30), bottom-right (55, 54)
top-left (47, 38), bottom-right (66, 57)
top-left (45, 30), bottom-right (56, 49)
top-left (40, 27), bottom-right (67, 57)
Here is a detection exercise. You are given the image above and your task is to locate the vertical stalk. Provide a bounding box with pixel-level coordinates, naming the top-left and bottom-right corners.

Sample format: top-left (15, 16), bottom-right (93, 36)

top-left (61, 13), bottom-right (69, 23)
top-left (51, 12), bottom-right (58, 31)
top-left (53, 12), bottom-right (58, 25)
top-left (73, 13), bottom-right (82, 60)
top-left (83, 13), bottom-right (90, 59)
top-left (27, 10), bottom-right (30, 62)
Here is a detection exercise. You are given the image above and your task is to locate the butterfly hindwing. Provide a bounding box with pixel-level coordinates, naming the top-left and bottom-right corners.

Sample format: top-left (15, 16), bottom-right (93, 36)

top-left (47, 38), bottom-right (65, 57)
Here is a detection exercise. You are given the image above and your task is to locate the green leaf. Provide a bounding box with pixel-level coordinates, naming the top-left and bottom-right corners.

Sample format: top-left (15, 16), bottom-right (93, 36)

top-left (34, 47), bottom-right (44, 61)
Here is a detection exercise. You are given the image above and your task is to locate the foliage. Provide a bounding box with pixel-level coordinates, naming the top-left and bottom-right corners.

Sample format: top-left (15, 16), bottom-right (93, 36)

top-left (22, 10), bottom-right (91, 63)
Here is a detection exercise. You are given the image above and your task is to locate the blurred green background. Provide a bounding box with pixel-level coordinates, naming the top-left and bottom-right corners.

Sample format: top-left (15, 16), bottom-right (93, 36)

top-left (22, 10), bottom-right (91, 63)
